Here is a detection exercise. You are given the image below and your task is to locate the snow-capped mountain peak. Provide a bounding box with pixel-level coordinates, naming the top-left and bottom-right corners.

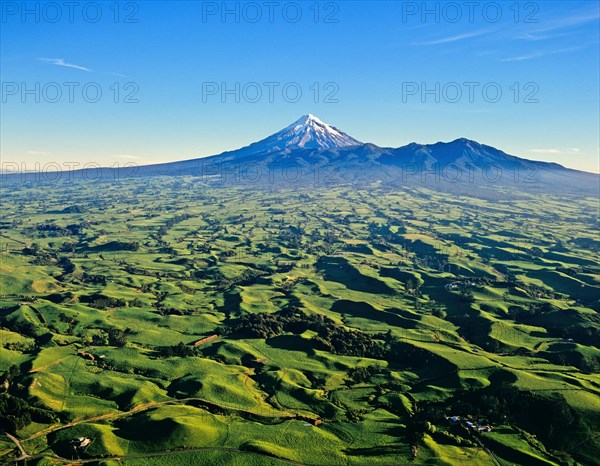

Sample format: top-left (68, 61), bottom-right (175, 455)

top-left (279, 114), bottom-right (361, 149)
top-left (239, 114), bottom-right (362, 155)
top-left (286, 113), bottom-right (330, 130)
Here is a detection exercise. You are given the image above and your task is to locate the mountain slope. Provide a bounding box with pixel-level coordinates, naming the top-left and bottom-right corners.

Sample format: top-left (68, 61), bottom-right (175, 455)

top-left (202, 114), bottom-right (362, 164)
top-left (5, 115), bottom-right (598, 196)
top-left (138, 115), bottom-right (588, 176)
top-left (251, 113), bottom-right (362, 153)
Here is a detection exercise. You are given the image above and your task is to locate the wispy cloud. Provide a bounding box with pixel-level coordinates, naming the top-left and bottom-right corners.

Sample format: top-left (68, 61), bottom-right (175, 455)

top-left (516, 32), bottom-right (572, 42)
top-left (532, 7), bottom-right (600, 35)
top-left (516, 6), bottom-right (599, 41)
top-left (529, 148), bottom-right (581, 154)
top-left (529, 149), bottom-right (561, 154)
top-left (26, 150), bottom-right (50, 155)
top-left (500, 46), bottom-right (583, 62)
top-left (413, 30), bottom-right (488, 46)
top-left (112, 154), bottom-right (169, 165)
top-left (38, 58), bottom-right (92, 72)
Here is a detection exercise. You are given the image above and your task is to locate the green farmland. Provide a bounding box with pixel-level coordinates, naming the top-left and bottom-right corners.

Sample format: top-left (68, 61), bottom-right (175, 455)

top-left (0, 177), bottom-right (599, 465)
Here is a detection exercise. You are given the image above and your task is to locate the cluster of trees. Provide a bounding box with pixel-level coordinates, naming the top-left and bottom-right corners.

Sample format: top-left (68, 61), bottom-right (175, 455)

top-left (383, 368), bottom-right (591, 456)
top-left (80, 272), bottom-right (107, 285)
top-left (412, 255), bottom-right (451, 272)
top-left (542, 347), bottom-right (600, 373)
top-left (157, 342), bottom-right (201, 358)
top-left (90, 240), bottom-right (139, 252)
top-left (0, 317), bottom-right (38, 338)
top-left (57, 312), bottom-right (79, 335)
top-left (21, 223), bottom-right (87, 250)
top-left (460, 276), bottom-right (498, 286)
top-left (61, 205), bottom-right (84, 213)
top-left (346, 364), bottom-right (385, 385)
top-left (367, 222), bottom-right (396, 244)
top-left (156, 306), bottom-right (195, 317)
top-left (154, 213), bottom-right (193, 239)
top-left (415, 370), bottom-right (590, 452)
top-left (278, 228), bottom-right (303, 248)
top-left (300, 229), bottom-right (343, 256)
top-left (226, 307), bottom-right (387, 360)
top-left (210, 268), bottom-right (266, 291)
top-left (464, 390), bottom-right (582, 450)
top-left (64, 222), bottom-right (89, 235)
top-left (518, 284), bottom-right (560, 300)
top-left (419, 300), bottom-right (447, 319)
top-left (188, 241), bottom-right (212, 254)
top-left (563, 324), bottom-right (600, 347)
top-left (555, 266), bottom-right (596, 278)
top-left (152, 291), bottom-right (188, 316)
top-left (80, 293), bottom-right (127, 310)
top-left (403, 279), bottom-right (422, 297)
top-left (0, 394), bottom-right (57, 433)
top-left (56, 256), bottom-right (76, 279)
top-left (508, 302), bottom-right (558, 324)
top-left (4, 340), bottom-right (34, 352)
top-left (21, 243), bottom-right (53, 264)
top-left (225, 307), bottom-right (306, 339)
top-left (90, 328), bottom-right (129, 347)
top-left (225, 308), bottom-right (442, 369)
top-left (570, 236), bottom-right (600, 251)
top-left (27, 223), bottom-right (73, 238)
top-left (528, 246), bottom-right (545, 258)
top-left (548, 322), bottom-right (600, 349)
top-left (0, 366), bottom-right (59, 433)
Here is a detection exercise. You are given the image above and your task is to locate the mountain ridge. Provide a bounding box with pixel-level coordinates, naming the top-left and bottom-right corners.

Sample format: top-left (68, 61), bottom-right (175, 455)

top-left (3, 115), bottom-right (598, 196)
top-left (143, 115), bottom-right (586, 175)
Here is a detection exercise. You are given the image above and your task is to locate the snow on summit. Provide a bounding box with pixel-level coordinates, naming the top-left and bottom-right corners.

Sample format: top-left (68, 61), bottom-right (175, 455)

top-left (242, 114), bottom-right (362, 155)
top-left (278, 114), bottom-right (362, 150)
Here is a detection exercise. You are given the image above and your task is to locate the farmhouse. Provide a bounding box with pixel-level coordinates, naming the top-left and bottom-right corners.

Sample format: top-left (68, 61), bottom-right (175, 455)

top-left (447, 416), bottom-right (492, 433)
top-left (71, 437), bottom-right (91, 448)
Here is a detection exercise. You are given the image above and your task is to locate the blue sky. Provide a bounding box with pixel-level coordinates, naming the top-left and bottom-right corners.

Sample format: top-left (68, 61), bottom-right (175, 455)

top-left (1, 0), bottom-right (599, 172)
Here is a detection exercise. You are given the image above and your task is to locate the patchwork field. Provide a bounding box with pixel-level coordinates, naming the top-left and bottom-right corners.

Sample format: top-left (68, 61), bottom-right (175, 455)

top-left (0, 177), bottom-right (598, 465)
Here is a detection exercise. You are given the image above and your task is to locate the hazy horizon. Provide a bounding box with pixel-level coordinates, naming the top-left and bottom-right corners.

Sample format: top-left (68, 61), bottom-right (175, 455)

top-left (1, 1), bottom-right (599, 173)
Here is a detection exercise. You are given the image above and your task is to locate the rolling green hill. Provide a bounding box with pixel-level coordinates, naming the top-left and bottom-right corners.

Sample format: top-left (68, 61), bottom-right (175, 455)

top-left (0, 178), bottom-right (598, 466)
